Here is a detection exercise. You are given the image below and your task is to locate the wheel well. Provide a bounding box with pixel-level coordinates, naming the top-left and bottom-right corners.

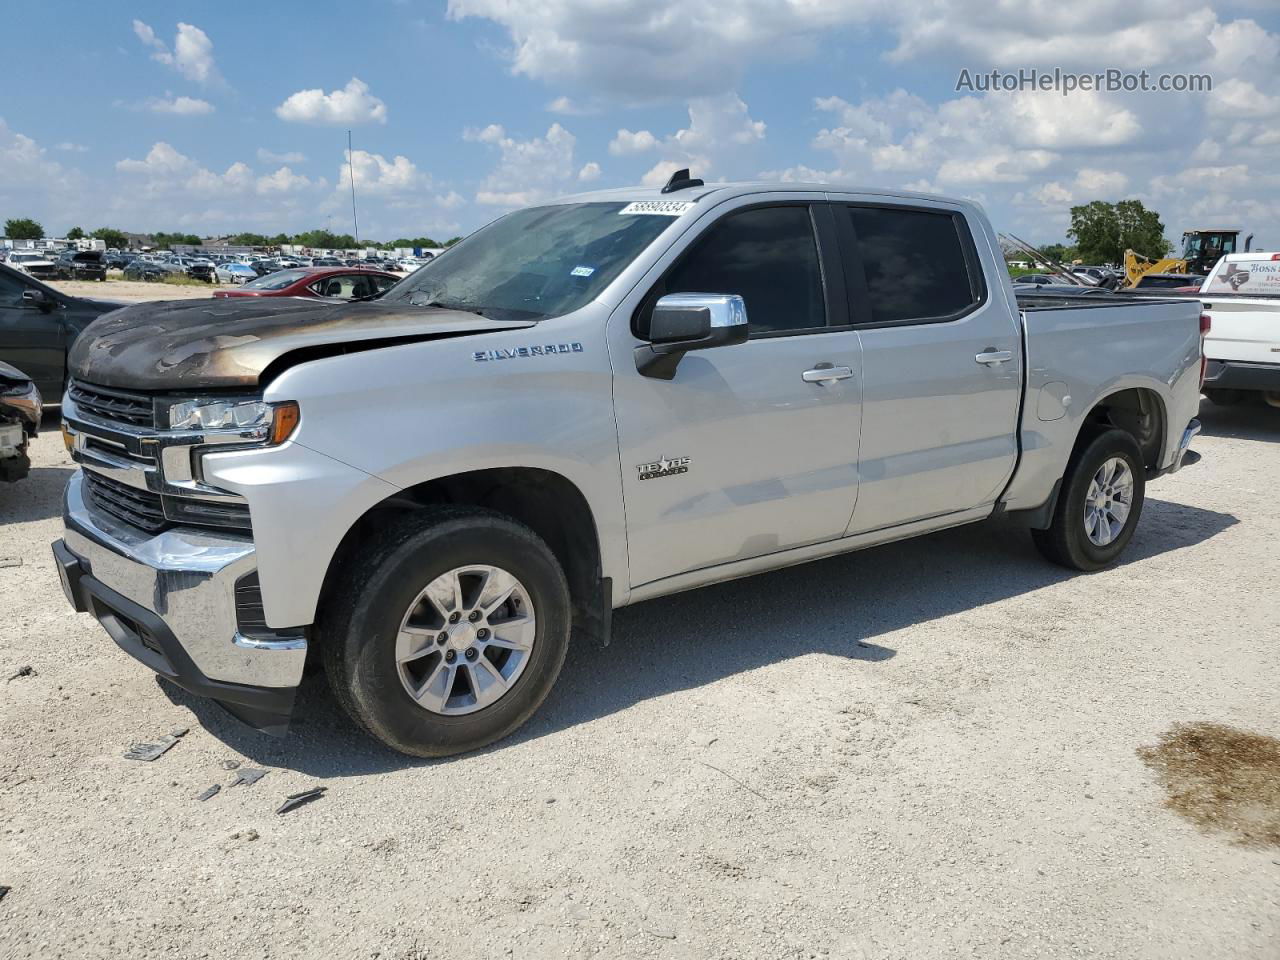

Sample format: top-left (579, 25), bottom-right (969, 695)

top-left (1079, 388), bottom-right (1166, 472)
top-left (322, 467), bottom-right (605, 634)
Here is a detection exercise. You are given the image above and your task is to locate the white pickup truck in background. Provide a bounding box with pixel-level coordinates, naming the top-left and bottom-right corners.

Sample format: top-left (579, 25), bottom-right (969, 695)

top-left (1199, 252), bottom-right (1280, 408)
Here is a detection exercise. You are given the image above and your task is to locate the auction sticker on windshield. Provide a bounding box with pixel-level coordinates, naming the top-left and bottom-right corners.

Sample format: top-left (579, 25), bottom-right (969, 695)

top-left (619, 200), bottom-right (695, 216)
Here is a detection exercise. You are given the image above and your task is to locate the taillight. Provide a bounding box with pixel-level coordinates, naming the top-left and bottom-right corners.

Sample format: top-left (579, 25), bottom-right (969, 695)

top-left (1199, 312), bottom-right (1211, 389)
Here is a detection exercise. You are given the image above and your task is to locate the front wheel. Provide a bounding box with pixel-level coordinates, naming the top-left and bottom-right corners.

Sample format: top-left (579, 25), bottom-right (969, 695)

top-left (320, 507), bottom-right (571, 757)
top-left (1031, 428), bottom-right (1146, 571)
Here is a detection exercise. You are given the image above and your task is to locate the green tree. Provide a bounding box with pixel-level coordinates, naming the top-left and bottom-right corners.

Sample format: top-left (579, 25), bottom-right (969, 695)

top-left (153, 232), bottom-right (203, 248)
top-left (66, 226), bottom-right (85, 240)
top-left (444, 236), bottom-right (464, 247)
top-left (4, 218), bottom-right (44, 240)
top-left (1068, 200), bottom-right (1166, 264)
top-left (90, 227), bottom-right (128, 249)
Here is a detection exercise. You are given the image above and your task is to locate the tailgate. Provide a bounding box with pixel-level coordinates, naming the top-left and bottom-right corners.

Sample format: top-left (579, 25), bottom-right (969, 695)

top-left (1203, 299), bottom-right (1280, 365)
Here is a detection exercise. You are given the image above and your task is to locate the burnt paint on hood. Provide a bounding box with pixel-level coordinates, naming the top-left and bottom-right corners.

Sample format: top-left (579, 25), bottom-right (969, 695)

top-left (68, 298), bottom-right (535, 391)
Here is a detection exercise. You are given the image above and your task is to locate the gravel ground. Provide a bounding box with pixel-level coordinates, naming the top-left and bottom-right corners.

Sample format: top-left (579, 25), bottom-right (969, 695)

top-left (1, 400), bottom-right (1277, 960)
top-left (52, 277), bottom-right (216, 302)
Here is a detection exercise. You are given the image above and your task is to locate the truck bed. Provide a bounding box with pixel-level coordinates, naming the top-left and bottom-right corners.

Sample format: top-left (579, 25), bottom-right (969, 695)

top-left (1015, 290), bottom-right (1192, 311)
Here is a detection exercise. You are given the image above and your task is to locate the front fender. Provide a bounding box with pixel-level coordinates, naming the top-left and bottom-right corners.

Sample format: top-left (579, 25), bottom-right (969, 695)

top-left (260, 313), bottom-right (628, 613)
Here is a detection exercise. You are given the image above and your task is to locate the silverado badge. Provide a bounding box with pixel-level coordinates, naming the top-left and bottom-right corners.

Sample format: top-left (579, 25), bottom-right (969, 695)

top-left (637, 456), bottom-right (690, 481)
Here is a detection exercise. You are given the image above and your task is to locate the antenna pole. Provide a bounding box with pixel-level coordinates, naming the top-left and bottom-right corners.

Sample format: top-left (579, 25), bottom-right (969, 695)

top-left (347, 129), bottom-right (360, 246)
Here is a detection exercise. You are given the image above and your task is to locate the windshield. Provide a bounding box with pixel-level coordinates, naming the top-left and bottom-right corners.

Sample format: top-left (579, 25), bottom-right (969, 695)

top-left (244, 269), bottom-right (310, 291)
top-left (380, 201), bottom-right (678, 321)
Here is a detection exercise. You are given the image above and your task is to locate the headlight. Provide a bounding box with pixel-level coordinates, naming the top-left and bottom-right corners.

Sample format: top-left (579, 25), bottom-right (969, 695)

top-left (0, 380), bottom-right (42, 429)
top-left (166, 399), bottom-right (299, 444)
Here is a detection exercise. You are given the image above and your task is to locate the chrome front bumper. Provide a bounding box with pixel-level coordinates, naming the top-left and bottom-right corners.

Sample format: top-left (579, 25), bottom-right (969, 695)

top-left (56, 471), bottom-right (307, 732)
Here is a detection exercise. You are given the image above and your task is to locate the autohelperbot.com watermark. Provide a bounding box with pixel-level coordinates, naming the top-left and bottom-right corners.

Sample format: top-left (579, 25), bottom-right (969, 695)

top-left (956, 67), bottom-right (1212, 96)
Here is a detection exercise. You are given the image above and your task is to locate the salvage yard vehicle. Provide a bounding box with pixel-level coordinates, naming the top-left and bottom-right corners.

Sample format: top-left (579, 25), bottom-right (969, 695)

top-left (0, 361), bottom-right (42, 482)
top-left (52, 176), bottom-right (1205, 756)
top-left (56, 249), bottom-right (108, 282)
top-left (0, 262), bottom-right (121, 402)
top-left (6, 251), bottom-right (60, 282)
top-left (210, 266), bottom-right (400, 301)
top-left (1199, 252), bottom-right (1280, 407)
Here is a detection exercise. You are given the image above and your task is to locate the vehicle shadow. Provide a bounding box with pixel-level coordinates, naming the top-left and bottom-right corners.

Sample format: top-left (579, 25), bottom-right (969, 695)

top-left (165, 496), bottom-right (1238, 777)
top-left (1198, 396), bottom-right (1278, 442)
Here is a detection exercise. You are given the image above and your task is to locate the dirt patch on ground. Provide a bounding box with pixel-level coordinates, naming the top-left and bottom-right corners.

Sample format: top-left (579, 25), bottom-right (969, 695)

top-left (1139, 721), bottom-right (1280, 847)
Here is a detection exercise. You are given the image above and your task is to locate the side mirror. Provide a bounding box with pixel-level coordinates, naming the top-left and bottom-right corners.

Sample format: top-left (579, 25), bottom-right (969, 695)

top-left (21, 289), bottom-right (53, 312)
top-left (635, 293), bottom-right (749, 379)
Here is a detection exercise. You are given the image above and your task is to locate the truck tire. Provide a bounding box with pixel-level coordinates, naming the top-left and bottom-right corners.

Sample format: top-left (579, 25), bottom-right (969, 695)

top-left (1031, 428), bottom-right (1146, 572)
top-left (1204, 388), bottom-right (1244, 406)
top-left (319, 506), bottom-right (571, 757)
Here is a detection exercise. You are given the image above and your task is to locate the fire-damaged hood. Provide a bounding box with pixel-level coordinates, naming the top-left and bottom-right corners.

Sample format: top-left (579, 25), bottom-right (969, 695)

top-left (68, 298), bottom-right (536, 391)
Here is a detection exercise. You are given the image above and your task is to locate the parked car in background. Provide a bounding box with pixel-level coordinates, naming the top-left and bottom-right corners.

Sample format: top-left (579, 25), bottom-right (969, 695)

top-left (215, 262), bottom-right (259, 284)
top-left (104, 252), bottom-right (135, 269)
top-left (1015, 273), bottom-right (1073, 286)
top-left (7, 251), bottom-right (60, 282)
top-left (56, 250), bottom-right (109, 282)
top-left (166, 256), bottom-right (216, 283)
top-left (0, 262), bottom-right (122, 401)
top-left (0, 360), bottom-right (42, 482)
top-left (1198, 253), bottom-right (1280, 407)
top-left (1133, 272), bottom-right (1205, 290)
top-left (210, 266), bottom-right (399, 301)
top-left (310, 257), bottom-right (344, 267)
top-left (123, 259), bottom-right (184, 282)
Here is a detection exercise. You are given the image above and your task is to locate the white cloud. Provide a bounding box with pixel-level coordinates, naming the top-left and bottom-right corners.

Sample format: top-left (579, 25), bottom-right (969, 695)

top-left (611, 93), bottom-right (765, 182)
top-left (547, 96), bottom-right (594, 115)
top-left (448, 0), bottom-right (860, 98)
top-left (132, 20), bottom-right (221, 87)
top-left (466, 123), bottom-right (580, 207)
top-left (341, 149), bottom-right (427, 195)
top-left (57, 142), bottom-right (89, 153)
top-left (257, 148), bottom-right (307, 165)
top-left (256, 166), bottom-right (314, 194)
top-left (276, 78), bottom-right (388, 126)
top-left (147, 95), bottom-right (215, 116)
top-left (577, 161), bottom-right (601, 182)
top-left (609, 129), bottom-right (658, 155)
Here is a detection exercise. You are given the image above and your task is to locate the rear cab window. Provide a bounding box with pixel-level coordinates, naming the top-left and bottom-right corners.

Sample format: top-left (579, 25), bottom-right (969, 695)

top-left (1204, 256), bottom-right (1280, 297)
top-left (836, 204), bottom-right (986, 325)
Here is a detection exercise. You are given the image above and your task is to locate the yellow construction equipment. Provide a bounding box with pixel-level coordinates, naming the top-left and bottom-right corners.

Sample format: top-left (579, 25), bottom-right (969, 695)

top-left (1124, 228), bottom-right (1251, 286)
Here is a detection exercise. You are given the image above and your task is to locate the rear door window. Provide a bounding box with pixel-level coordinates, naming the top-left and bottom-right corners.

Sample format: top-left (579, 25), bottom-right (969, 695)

top-left (841, 206), bottom-right (984, 325)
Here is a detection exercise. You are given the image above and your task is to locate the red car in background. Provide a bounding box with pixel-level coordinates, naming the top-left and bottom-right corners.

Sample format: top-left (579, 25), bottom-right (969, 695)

top-left (211, 266), bottom-right (401, 301)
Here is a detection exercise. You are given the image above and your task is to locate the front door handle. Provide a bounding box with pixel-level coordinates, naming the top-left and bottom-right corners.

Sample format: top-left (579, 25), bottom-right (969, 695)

top-left (975, 350), bottom-right (1013, 365)
top-left (802, 365), bottom-right (854, 385)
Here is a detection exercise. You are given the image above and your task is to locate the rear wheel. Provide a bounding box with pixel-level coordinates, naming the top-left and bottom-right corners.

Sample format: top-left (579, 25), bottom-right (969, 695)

top-left (1032, 428), bottom-right (1146, 571)
top-left (320, 507), bottom-right (571, 757)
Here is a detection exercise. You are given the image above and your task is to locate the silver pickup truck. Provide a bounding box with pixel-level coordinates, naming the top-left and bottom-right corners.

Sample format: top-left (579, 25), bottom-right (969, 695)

top-left (52, 178), bottom-right (1204, 756)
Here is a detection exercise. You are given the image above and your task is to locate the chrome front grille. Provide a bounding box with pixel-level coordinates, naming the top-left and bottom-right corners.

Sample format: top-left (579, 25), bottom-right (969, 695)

top-left (67, 381), bottom-right (155, 428)
top-left (83, 470), bottom-right (168, 534)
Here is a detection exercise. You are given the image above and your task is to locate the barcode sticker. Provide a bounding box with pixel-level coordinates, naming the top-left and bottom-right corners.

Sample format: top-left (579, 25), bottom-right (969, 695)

top-left (619, 200), bottom-right (695, 216)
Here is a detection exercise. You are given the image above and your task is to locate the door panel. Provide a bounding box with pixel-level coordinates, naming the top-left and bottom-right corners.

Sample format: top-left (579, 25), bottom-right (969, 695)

top-left (613, 332), bottom-right (863, 586)
top-left (831, 201), bottom-right (1022, 534)
top-left (0, 273), bottom-right (64, 396)
top-left (850, 309), bottom-right (1020, 532)
top-left (608, 199), bottom-right (863, 588)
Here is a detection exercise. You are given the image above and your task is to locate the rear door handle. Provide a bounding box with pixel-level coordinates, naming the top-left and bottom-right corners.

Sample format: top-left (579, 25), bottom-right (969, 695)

top-left (975, 350), bottom-right (1013, 365)
top-left (802, 365), bottom-right (854, 385)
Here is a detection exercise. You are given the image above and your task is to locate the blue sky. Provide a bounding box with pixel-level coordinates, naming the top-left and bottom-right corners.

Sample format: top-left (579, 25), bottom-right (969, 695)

top-left (4, 1), bottom-right (1278, 247)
